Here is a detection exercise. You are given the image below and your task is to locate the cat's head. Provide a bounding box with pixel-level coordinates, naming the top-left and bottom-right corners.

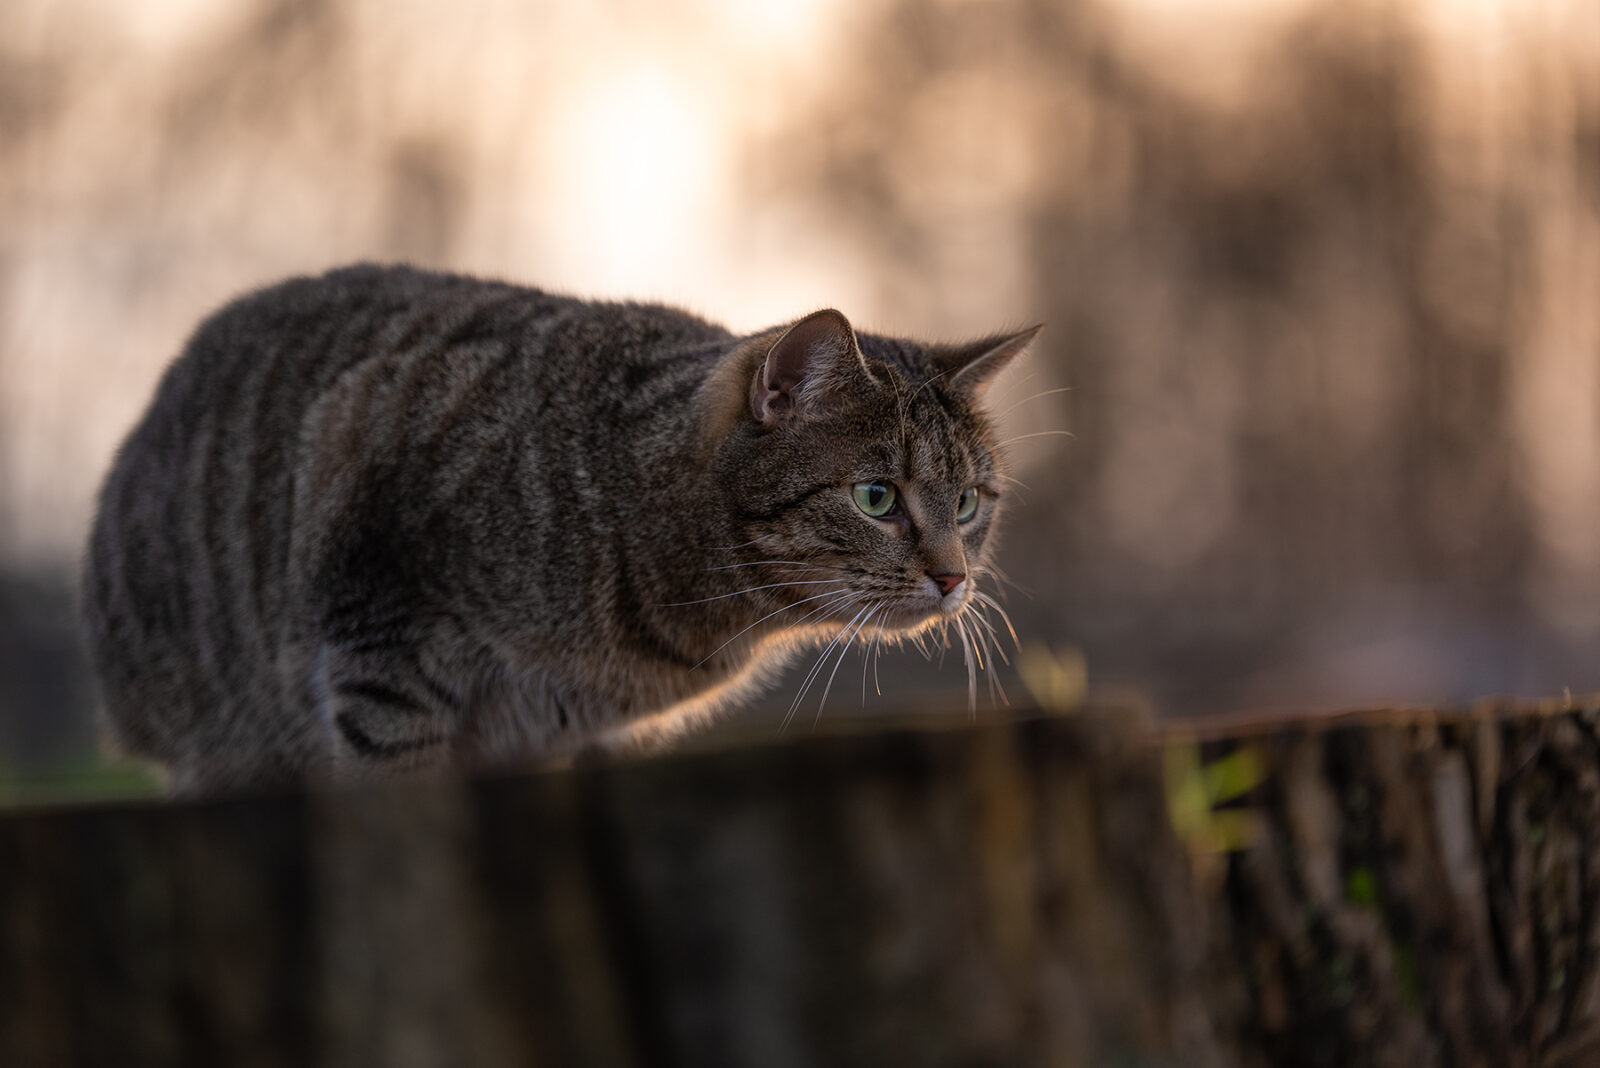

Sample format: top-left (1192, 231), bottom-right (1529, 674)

top-left (707, 308), bottom-right (1039, 640)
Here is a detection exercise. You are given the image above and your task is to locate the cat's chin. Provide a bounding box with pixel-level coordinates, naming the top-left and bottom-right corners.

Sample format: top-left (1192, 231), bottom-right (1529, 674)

top-left (872, 596), bottom-right (968, 636)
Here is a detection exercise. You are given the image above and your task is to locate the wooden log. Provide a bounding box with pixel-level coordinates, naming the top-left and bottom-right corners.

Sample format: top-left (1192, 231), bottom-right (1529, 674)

top-left (2, 698), bottom-right (1596, 1066)
top-left (1195, 699), bottom-right (1600, 1067)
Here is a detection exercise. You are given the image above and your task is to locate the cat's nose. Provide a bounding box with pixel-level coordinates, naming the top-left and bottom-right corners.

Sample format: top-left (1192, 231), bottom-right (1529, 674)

top-left (927, 571), bottom-right (966, 597)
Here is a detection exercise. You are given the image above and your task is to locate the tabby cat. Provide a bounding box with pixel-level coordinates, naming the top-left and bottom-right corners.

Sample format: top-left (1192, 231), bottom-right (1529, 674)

top-left (82, 265), bottom-right (1037, 793)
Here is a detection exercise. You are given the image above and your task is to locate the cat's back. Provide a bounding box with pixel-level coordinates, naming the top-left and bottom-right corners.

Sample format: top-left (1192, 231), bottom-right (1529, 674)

top-left (81, 265), bottom-right (573, 770)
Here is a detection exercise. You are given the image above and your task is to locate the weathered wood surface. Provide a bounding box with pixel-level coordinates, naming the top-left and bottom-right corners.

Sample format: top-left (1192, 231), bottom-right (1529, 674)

top-left (2, 698), bottom-right (1597, 1066)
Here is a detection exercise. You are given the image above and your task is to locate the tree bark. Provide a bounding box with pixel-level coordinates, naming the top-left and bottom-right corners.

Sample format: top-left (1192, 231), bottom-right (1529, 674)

top-left (2, 698), bottom-right (1596, 1066)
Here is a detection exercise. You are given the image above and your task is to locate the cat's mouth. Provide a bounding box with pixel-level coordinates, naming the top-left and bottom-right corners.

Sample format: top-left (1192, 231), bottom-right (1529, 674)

top-left (871, 590), bottom-right (969, 632)
top-left (776, 572), bottom-right (971, 635)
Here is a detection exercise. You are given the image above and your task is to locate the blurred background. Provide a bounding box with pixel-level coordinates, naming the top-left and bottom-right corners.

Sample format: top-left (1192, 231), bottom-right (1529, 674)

top-left (3, 0), bottom-right (1598, 777)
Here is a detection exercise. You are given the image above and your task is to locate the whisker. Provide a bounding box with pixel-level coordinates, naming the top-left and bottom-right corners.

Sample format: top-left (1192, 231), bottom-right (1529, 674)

top-left (987, 646), bottom-right (1012, 708)
top-left (963, 608), bottom-right (1009, 708)
top-left (908, 367), bottom-right (956, 406)
top-left (972, 590), bottom-right (1021, 650)
top-left (861, 607), bottom-right (888, 705)
top-left (873, 624), bottom-right (885, 696)
top-left (775, 590), bottom-right (860, 643)
top-left (966, 605), bottom-right (1010, 666)
top-left (994, 430), bottom-right (1076, 449)
top-left (979, 624), bottom-right (1010, 708)
top-left (814, 601), bottom-right (882, 727)
top-left (968, 614), bottom-right (992, 705)
top-left (993, 386), bottom-right (1074, 421)
top-left (659, 578), bottom-right (841, 608)
top-left (704, 559), bottom-right (826, 572)
top-left (955, 616), bottom-right (978, 718)
top-left (983, 365), bottom-right (1045, 408)
top-left (782, 600), bottom-right (870, 732)
top-left (859, 627), bottom-right (872, 707)
top-left (692, 586), bottom-right (850, 670)
top-left (710, 532), bottom-right (782, 552)
top-left (982, 564), bottom-right (1031, 600)
top-left (783, 603), bottom-right (870, 731)
top-left (783, 591), bottom-right (866, 647)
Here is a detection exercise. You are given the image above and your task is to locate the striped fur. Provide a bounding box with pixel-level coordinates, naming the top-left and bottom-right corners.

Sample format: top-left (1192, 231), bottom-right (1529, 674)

top-left (82, 264), bottom-right (1036, 792)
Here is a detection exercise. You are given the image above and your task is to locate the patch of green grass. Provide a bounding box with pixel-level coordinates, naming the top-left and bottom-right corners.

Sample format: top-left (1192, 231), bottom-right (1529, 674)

top-left (1165, 739), bottom-right (1266, 855)
top-left (1343, 865), bottom-right (1378, 909)
top-left (0, 751), bottom-right (165, 809)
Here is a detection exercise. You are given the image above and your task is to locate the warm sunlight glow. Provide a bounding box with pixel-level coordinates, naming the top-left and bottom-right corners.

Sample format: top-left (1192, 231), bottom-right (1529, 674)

top-left (705, 0), bottom-right (834, 42)
top-left (544, 66), bottom-right (724, 297)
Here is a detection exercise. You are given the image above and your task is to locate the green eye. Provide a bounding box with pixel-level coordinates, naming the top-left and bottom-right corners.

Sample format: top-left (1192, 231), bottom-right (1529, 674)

top-left (956, 487), bottom-right (980, 523)
top-left (852, 481), bottom-right (898, 518)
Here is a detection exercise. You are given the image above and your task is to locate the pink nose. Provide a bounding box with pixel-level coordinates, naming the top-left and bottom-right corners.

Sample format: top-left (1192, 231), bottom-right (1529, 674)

top-left (928, 572), bottom-right (966, 596)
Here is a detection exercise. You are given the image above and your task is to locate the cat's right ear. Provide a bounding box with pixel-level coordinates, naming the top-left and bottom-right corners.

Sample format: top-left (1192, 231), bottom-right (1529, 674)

top-left (751, 309), bottom-right (871, 426)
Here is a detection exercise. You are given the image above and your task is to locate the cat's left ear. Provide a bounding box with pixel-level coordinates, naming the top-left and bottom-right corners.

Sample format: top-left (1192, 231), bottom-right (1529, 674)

top-left (934, 324), bottom-right (1043, 399)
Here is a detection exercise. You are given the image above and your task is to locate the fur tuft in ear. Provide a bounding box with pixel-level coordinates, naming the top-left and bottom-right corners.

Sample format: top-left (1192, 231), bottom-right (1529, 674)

top-left (750, 309), bottom-right (872, 425)
top-left (934, 324), bottom-right (1043, 399)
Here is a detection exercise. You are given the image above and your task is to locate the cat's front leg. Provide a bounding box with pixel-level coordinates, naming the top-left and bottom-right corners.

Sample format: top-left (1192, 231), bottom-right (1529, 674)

top-left (313, 642), bottom-right (462, 781)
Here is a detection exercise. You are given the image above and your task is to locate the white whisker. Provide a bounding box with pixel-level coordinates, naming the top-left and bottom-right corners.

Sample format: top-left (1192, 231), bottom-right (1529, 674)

top-left (704, 559), bottom-right (827, 572)
top-left (814, 601), bottom-right (882, 727)
top-left (972, 590), bottom-right (1021, 650)
top-left (966, 605), bottom-right (1010, 666)
top-left (908, 367), bottom-right (956, 406)
top-left (993, 386), bottom-right (1073, 421)
top-left (987, 646), bottom-right (1011, 707)
top-left (955, 616), bottom-right (978, 717)
top-left (711, 532), bottom-right (782, 552)
top-left (692, 586), bottom-right (851, 670)
top-left (994, 430), bottom-right (1076, 449)
top-left (982, 564), bottom-right (1030, 600)
top-left (984, 365), bottom-right (1045, 408)
top-left (659, 578), bottom-right (840, 608)
top-left (873, 625), bottom-right (885, 696)
top-left (860, 607), bottom-right (888, 705)
top-left (782, 601), bottom-right (871, 732)
top-left (782, 601), bottom-right (867, 729)
top-left (965, 608), bottom-right (1009, 708)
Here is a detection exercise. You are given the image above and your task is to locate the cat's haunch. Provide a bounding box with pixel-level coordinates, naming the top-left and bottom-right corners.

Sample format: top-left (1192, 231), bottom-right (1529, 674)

top-left (82, 265), bottom-right (1038, 794)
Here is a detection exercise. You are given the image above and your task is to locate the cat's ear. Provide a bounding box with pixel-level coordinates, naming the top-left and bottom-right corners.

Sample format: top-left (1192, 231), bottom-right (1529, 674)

top-left (934, 324), bottom-right (1043, 399)
top-left (751, 309), bottom-right (871, 425)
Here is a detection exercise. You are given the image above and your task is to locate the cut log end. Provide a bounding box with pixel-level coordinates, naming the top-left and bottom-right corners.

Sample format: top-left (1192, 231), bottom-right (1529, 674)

top-left (2, 698), bottom-right (1596, 1066)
